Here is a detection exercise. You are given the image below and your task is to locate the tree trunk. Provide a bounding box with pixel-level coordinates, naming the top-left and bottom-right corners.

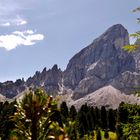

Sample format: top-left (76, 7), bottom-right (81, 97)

top-left (31, 116), bottom-right (37, 140)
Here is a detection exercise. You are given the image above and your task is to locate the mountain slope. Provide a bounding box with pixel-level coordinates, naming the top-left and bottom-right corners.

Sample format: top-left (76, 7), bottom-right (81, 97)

top-left (71, 85), bottom-right (140, 109)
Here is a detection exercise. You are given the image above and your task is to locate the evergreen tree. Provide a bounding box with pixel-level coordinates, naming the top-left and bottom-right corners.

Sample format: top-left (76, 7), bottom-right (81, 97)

top-left (101, 106), bottom-right (107, 130)
top-left (90, 107), bottom-right (96, 129)
top-left (108, 109), bottom-right (116, 131)
top-left (77, 110), bottom-right (89, 137)
top-left (87, 109), bottom-right (94, 131)
top-left (118, 102), bottom-right (129, 124)
top-left (69, 105), bottom-right (77, 121)
top-left (60, 101), bottom-right (69, 121)
top-left (95, 107), bottom-right (101, 127)
top-left (79, 103), bottom-right (89, 113)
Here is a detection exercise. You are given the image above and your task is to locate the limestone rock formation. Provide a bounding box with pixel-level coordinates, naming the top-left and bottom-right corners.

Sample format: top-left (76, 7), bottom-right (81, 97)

top-left (111, 71), bottom-right (140, 93)
top-left (26, 64), bottom-right (63, 96)
top-left (64, 24), bottom-right (135, 99)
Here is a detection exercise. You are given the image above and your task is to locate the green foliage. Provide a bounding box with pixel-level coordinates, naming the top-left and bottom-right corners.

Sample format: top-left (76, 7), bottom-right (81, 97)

top-left (1, 93), bottom-right (139, 140)
top-left (117, 103), bottom-right (140, 140)
top-left (63, 120), bottom-right (78, 140)
top-left (122, 45), bottom-right (138, 52)
top-left (122, 116), bottom-right (140, 140)
top-left (123, 6), bottom-right (140, 52)
top-left (122, 31), bottom-right (140, 52)
top-left (0, 100), bottom-right (16, 140)
top-left (11, 88), bottom-right (63, 140)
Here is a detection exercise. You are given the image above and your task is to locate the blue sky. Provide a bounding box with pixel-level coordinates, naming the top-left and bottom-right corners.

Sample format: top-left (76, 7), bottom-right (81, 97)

top-left (0, 0), bottom-right (139, 82)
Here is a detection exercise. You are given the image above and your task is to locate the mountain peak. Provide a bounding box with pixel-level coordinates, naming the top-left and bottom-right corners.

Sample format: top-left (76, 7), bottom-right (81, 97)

top-left (107, 24), bottom-right (126, 30)
top-left (104, 24), bottom-right (128, 34)
top-left (100, 24), bottom-right (129, 44)
top-left (52, 64), bottom-right (58, 71)
top-left (64, 24), bottom-right (133, 91)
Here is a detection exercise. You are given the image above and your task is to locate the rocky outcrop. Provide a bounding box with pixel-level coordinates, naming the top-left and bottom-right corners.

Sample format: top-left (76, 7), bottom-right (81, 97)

top-left (0, 79), bottom-right (26, 98)
top-left (0, 65), bottom-right (63, 98)
top-left (111, 71), bottom-right (140, 93)
top-left (43, 65), bottom-right (63, 96)
top-left (26, 64), bottom-right (63, 96)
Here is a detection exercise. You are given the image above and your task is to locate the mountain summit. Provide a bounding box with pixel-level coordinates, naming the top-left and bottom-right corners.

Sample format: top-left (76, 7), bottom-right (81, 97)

top-left (0, 24), bottom-right (140, 108)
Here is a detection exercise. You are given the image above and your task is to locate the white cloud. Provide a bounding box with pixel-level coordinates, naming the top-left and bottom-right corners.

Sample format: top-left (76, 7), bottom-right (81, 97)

top-left (1, 22), bottom-right (10, 26)
top-left (0, 16), bottom-right (27, 27)
top-left (0, 30), bottom-right (44, 50)
top-left (25, 30), bottom-right (34, 34)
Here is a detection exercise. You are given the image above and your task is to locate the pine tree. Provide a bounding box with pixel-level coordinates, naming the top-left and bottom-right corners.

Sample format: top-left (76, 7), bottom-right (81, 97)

top-left (108, 109), bottom-right (116, 131)
top-left (118, 102), bottom-right (129, 124)
top-left (87, 110), bottom-right (94, 131)
top-left (101, 106), bottom-right (107, 130)
top-left (90, 107), bottom-right (96, 129)
top-left (77, 108), bottom-right (89, 137)
top-left (69, 105), bottom-right (77, 121)
top-left (60, 101), bottom-right (69, 121)
top-left (95, 107), bottom-right (101, 127)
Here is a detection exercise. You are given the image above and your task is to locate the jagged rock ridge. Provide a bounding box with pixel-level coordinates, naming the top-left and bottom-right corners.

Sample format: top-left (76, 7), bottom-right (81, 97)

top-left (0, 64), bottom-right (63, 98)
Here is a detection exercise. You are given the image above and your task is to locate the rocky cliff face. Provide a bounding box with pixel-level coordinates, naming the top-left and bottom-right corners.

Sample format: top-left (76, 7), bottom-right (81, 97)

top-left (64, 24), bottom-right (136, 99)
top-left (26, 64), bottom-right (63, 96)
top-left (0, 24), bottom-right (140, 108)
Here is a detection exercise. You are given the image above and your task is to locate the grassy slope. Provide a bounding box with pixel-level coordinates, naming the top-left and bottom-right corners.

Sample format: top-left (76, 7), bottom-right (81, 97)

top-left (84, 131), bottom-right (117, 140)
